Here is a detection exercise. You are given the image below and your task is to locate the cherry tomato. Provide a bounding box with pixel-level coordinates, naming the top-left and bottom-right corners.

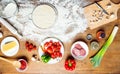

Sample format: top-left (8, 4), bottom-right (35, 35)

top-left (29, 43), bottom-right (33, 49)
top-left (43, 40), bottom-right (62, 59)
top-left (33, 45), bottom-right (37, 50)
top-left (44, 42), bottom-right (49, 48)
top-left (25, 41), bottom-right (29, 47)
top-left (58, 52), bottom-right (62, 57)
top-left (51, 53), bottom-right (56, 59)
top-left (47, 47), bottom-right (53, 54)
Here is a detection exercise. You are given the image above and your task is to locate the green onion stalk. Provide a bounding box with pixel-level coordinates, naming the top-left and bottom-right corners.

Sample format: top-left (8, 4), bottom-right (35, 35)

top-left (90, 26), bottom-right (119, 67)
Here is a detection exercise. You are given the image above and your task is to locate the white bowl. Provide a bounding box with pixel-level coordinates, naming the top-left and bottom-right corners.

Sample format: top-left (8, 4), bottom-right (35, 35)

top-left (0, 36), bottom-right (19, 57)
top-left (38, 37), bottom-right (64, 64)
top-left (32, 3), bottom-right (58, 29)
top-left (16, 59), bottom-right (28, 72)
top-left (70, 41), bottom-right (89, 60)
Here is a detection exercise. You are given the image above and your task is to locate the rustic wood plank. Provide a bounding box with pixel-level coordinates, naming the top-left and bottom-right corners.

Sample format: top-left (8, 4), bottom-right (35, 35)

top-left (84, 0), bottom-right (120, 29)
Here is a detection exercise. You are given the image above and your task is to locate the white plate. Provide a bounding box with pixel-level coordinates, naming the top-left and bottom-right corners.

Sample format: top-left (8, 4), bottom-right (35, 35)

top-left (0, 36), bottom-right (19, 56)
top-left (70, 41), bottom-right (89, 60)
top-left (38, 37), bottom-right (64, 64)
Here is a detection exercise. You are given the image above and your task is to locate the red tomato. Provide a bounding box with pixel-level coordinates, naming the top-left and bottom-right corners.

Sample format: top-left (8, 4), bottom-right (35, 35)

top-left (49, 40), bottom-right (53, 46)
top-left (47, 47), bottom-right (53, 54)
top-left (53, 52), bottom-right (57, 57)
top-left (28, 48), bottom-right (32, 52)
top-left (58, 52), bottom-right (62, 57)
top-left (51, 53), bottom-right (56, 59)
top-left (19, 60), bottom-right (27, 70)
top-left (29, 43), bottom-right (33, 49)
top-left (43, 40), bottom-right (62, 59)
top-left (44, 42), bottom-right (49, 47)
top-left (56, 42), bottom-right (61, 46)
top-left (33, 45), bottom-right (37, 50)
top-left (53, 42), bottom-right (57, 46)
top-left (53, 46), bottom-right (58, 52)
top-left (25, 41), bottom-right (29, 47)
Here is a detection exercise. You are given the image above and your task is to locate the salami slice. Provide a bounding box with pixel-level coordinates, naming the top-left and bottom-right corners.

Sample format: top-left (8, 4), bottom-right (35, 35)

top-left (72, 44), bottom-right (86, 56)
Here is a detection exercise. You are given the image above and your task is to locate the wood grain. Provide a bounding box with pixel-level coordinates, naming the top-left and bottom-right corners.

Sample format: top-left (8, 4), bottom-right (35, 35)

top-left (84, 0), bottom-right (120, 29)
top-left (0, 0), bottom-right (120, 73)
top-left (0, 19), bottom-right (120, 74)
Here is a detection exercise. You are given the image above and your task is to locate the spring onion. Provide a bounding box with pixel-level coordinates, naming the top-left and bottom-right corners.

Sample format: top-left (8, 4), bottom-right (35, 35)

top-left (90, 26), bottom-right (119, 67)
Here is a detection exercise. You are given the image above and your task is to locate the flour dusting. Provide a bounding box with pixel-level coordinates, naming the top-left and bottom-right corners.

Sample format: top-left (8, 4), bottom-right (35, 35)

top-left (6, 0), bottom-right (90, 43)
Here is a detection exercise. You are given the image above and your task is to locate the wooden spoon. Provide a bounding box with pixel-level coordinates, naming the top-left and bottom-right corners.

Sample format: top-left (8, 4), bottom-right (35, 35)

top-left (0, 57), bottom-right (21, 68)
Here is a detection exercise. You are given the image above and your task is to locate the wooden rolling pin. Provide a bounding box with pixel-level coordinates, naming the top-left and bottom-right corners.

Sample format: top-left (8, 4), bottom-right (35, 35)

top-left (0, 57), bottom-right (21, 68)
top-left (0, 17), bottom-right (22, 39)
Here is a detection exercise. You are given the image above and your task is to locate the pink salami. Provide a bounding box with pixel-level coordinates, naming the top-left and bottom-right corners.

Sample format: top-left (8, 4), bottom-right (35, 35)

top-left (79, 48), bottom-right (86, 56)
top-left (72, 48), bottom-right (80, 56)
top-left (74, 43), bottom-right (82, 49)
top-left (72, 44), bottom-right (86, 57)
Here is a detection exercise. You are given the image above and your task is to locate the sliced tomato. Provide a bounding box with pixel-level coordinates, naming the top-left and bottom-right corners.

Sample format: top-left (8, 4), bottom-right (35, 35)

top-left (44, 42), bottom-right (49, 47)
top-left (56, 42), bottom-right (61, 46)
top-left (51, 53), bottom-right (56, 59)
top-left (58, 52), bottom-right (62, 57)
top-left (43, 40), bottom-right (62, 59)
top-left (25, 41), bottom-right (29, 48)
top-left (47, 47), bottom-right (53, 54)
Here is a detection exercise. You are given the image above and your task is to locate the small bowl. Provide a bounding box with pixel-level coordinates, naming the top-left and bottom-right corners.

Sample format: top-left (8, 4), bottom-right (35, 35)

top-left (0, 0), bottom-right (18, 18)
top-left (70, 41), bottom-right (89, 60)
top-left (38, 37), bottom-right (64, 64)
top-left (16, 59), bottom-right (28, 72)
top-left (0, 36), bottom-right (20, 57)
top-left (32, 3), bottom-right (58, 29)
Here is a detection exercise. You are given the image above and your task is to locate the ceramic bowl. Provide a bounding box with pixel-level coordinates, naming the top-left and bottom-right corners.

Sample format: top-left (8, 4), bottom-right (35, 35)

top-left (70, 41), bottom-right (89, 60)
top-left (16, 59), bottom-right (28, 72)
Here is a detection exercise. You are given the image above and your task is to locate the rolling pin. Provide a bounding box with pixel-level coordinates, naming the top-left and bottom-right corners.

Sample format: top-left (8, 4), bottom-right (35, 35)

top-left (0, 17), bottom-right (22, 39)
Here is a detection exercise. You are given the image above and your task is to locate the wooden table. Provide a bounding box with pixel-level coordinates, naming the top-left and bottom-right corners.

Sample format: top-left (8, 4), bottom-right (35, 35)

top-left (0, 19), bottom-right (120, 74)
top-left (0, 0), bottom-right (120, 73)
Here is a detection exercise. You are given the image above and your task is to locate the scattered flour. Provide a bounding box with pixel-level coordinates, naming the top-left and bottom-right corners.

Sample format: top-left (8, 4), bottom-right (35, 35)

top-left (3, 3), bottom-right (17, 18)
top-left (6, 0), bottom-right (90, 44)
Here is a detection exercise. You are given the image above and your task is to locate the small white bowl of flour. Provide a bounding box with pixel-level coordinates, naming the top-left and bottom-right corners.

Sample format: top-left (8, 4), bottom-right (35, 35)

top-left (32, 3), bottom-right (58, 29)
top-left (0, 0), bottom-right (18, 18)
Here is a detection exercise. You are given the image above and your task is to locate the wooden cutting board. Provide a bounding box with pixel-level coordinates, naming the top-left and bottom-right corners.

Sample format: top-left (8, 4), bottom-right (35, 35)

top-left (84, 0), bottom-right (120, 29)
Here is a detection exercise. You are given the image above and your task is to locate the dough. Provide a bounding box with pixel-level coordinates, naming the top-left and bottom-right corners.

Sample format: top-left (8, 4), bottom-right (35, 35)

top-left (32, 4), bottom-right (57, 29)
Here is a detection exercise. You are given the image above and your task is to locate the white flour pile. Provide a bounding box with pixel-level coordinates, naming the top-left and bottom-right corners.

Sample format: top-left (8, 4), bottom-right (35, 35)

top-left (3, 3), bottom-right (17, 18)
top-left (0, 0), bottom-right (18, 18)
top-left (6, 0), bottom-right (90, 43)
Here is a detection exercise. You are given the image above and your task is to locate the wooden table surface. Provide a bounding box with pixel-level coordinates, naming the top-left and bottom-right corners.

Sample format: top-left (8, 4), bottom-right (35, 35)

top-left (0, 19), bottom-right (120, 74)
top-left (0, 0), bottom-right (120, 74)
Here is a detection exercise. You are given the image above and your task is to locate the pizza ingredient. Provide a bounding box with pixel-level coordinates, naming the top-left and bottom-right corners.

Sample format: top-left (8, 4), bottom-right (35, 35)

top-left (90, 26), bottom-right (119, 67)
